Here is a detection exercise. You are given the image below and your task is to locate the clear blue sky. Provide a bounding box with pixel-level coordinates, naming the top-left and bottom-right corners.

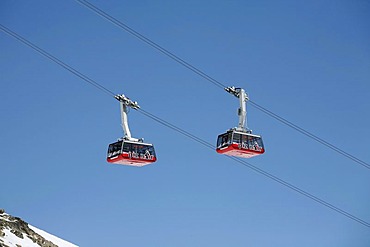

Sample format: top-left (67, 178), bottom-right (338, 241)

top-left (1, 0), bottom-right (370, 246)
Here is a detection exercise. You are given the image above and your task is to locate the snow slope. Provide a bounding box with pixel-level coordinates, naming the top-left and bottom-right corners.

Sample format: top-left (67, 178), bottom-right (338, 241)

top-left (0, 210), bottom-right (78, 247)
top-left (1, 228), bottom-right (39, 247)
top-left (29, 225), bottom-right (78, 247)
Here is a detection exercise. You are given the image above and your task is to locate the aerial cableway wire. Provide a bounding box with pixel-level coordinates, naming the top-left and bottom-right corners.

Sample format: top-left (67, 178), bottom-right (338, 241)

top-left (249, 101), bottom-right (370, 170)
top-left (74, 0), bottom-right (226, 90)
top-left (1, 23), bottom-right (369, 228)
top-left (138, 108), bottom-right (370, 229)
top-left (0, 24), bottom-right (116, 98)
top-left (75, 0), bottom-right (370, 170)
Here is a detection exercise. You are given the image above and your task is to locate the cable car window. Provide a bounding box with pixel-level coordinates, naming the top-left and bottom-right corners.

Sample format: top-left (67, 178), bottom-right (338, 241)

top-left (241, 134), bottom-right (249, 149)
top-left (130, 143), bottom-right (156, 159)
top-left (131, 144), bottom-right (141, 154)
top-left (122, 142), bottom-right (131, 153)
top-left (233, 133), bottom-right (241, 144)
top-left (107, 141), bottom-right (123, 157)
top-left (216, 135), bottom-right (221, 147)
top-left (248, 136), bottom-right (263, 151)
top-left (132, 144), bottom-right (151, 154)
top-left (247, 135), bottom-right (253, 149)
top-left (255, 137), bottom-right (264, 150)
top-left (217, 133), bottom-right (230, 148)
top-left (144, 145), bottom-right (156, 156)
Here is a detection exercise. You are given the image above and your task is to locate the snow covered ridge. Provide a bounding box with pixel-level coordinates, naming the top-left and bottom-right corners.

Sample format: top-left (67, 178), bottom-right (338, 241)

top-left (0, 209), bottom-right (78, 247)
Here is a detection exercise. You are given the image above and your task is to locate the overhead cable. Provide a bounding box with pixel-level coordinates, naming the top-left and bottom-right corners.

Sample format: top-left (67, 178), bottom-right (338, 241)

top-left (75, 0), bottom-right (370, 170)
top-left (0, 24), bottom-right (116, 98)
top-left (1, 23), bottom-right (369, 228)
top-left (139, 108), bottom-right (370, 228)
top-left (75, 0), bottom-right (225, 90)
top-left (249, 101), bottom-right (370, 170)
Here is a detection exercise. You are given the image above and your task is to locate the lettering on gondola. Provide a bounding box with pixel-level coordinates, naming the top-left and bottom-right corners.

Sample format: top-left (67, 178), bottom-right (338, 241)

top-left (238, 142), bottom-right (263, 151)
top-left (129, 150), bottom-right (155, 160)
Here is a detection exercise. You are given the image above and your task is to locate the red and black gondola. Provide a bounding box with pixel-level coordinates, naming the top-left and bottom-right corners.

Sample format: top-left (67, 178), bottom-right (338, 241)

top-left (216, 129), bottom-right (265, 158)
top-left (107, 139), bottom-right (157, 167)
top-left (216, 87), bottom-right (265, 158)
top-left (107, 94), bottom-right (157, 167)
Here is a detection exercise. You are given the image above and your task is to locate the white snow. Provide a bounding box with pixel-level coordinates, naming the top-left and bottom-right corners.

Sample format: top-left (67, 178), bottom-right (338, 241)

top-left (0, 212), bottom-right (78, 247)
top-left (1, 228), bottom-right (39, 247)
top-left (29, 225), bottom-right (79, 247)
top-left (0, 213), bottom-right (16, 223)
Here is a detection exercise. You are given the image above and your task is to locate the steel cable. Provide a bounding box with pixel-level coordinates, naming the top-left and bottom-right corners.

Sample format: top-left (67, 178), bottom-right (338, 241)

top-left (75, 0), bottom-right (370, 170)
top-left (1, 23), bottom-right (369, 228)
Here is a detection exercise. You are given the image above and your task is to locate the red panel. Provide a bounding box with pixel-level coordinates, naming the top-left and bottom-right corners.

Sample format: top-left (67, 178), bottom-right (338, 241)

top-left (216, 143), bottom-right (264, 158)
top-left (107, 152), bottom-right (157, 167)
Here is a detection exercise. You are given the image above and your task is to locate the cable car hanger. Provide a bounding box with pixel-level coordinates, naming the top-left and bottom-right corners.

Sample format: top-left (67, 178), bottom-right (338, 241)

top-left (114, 94), bottom-right (140, 141)
top-left (216, 87), bottom-right (265, 158)
top-left (106, 94), bottom-right (157, 167)
top-left (225, 86), bottom-right (250, 132)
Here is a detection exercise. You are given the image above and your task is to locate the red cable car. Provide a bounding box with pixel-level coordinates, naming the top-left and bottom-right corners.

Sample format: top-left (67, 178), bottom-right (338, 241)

top-left (107, 139), bottom-right (156, 166)
top-left (216, 87), bottom-right (265, 158)
top-left (216, 130), bottom-right (264, 158)
top-left (107, 94), bottom-right (157, 167)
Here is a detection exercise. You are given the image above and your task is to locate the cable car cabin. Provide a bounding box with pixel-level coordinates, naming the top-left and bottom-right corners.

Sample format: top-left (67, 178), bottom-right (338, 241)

top-left (216, 130), bottom-right (265, 158)
top-left (107, 140), bottom-right (157, 167)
